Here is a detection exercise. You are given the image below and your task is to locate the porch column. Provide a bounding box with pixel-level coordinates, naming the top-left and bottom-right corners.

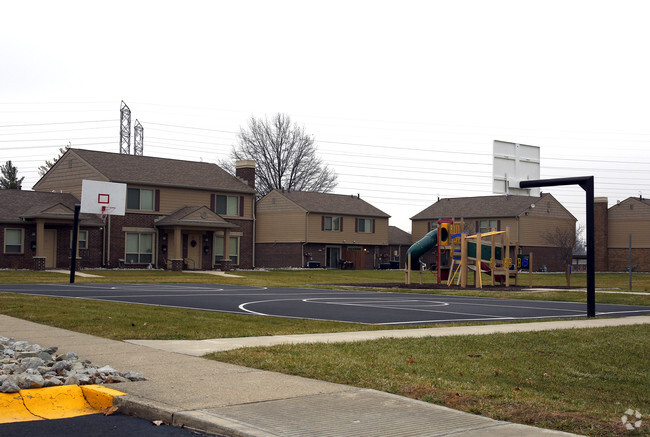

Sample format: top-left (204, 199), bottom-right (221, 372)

top-left (33, 219), bottom-right (46, 270)
top-left (170, 226), bottom-right (183, 271)
top-left (221, 228), bottom-right (231, 271)
top-left (35, 220), bottom-right (45, 257)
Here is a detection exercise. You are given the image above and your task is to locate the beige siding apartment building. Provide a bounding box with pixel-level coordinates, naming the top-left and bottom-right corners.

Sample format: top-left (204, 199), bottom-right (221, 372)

top-left (29, 149), bottom-right (256, 270)
top-left (411, 194), bottom-right (577, 272)
top-left (596, 196), bottom-right (650, 271)
top-left (256, 190), bottom-right (390, 269)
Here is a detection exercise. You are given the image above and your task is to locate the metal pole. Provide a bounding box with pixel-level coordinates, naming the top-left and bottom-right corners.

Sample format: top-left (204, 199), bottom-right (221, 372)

top-left (70, 204), bottom-right (80, 284)
top-left (584, 177), bottom-right (595, 317)
top-left (520, 176), bottom-right (595, 317)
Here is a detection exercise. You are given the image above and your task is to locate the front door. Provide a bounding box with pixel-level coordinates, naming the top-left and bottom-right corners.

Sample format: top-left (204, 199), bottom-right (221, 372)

top-left (44, 229), bottom-right (57, 269)
top-left (185, 233), bottom-right (202, 270)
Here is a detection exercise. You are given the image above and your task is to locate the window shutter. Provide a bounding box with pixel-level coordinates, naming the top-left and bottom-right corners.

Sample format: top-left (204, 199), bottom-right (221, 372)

top-left (497, 220), bottom-right (501, 231)
top-left (210, 194), bottom-right (216, 212)
top-left (340, 217), bottom-right (343, 232)
top-left (355, 218), bottom-right (359, 232)
top-left (239, 196), bottom-right (244, 217)
top-left (475, 221), bottom-right (479, 232)
top-left (427, 222), bottom-right (431, 232)
top-left (155, 190), bottom-right (160, 212)
top-left (321, 216), bottom-right (325, 231)
top-left (372, 219), bottom-right (375, 233)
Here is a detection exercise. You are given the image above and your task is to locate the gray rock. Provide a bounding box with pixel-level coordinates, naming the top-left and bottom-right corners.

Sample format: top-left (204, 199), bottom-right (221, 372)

top-left (43, 377), bottom-right (64, 387)
top-left (24, 373), bottom-right (45, 389)
top-left (123, 371), bottom-right (146, 381)
top-left (0, 378), bottom-right (20, 393)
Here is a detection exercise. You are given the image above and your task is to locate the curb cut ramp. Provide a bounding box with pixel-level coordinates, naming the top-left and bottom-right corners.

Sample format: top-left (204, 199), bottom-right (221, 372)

top-left (0, 385), bottom-right (125, 423)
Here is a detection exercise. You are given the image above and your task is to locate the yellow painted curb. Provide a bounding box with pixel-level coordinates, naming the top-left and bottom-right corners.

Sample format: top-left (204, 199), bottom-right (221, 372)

top-left (82, 385), bottom-right (126, 410)
top-left (0, 385), bottom-right (126, 423)
top-left (0, 392), bottom-right (43, 423)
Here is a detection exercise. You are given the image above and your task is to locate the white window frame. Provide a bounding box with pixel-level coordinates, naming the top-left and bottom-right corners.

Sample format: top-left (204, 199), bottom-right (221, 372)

top-left (4, 228), bottom-right (24, 254)
top-left (357, 218), bottom-right (373, 233)
top-left (125, 232), bottom-right (154, 264)
top-left (479, 219), bottom-right (498, 233)
top-left (127, 188), bottom-right (154, 211)
top-left (70, 230), bottom-right (88, 249)
top-left (215, 195), bottom-right (239, 216)
top-left (324, 216), bottom-right (341, 231)
top-left (214, 235), bottom-right (240, 265)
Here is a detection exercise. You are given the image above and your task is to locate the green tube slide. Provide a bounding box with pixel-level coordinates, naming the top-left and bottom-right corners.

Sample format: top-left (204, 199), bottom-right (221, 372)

top-left (406, 228), bottom-right (437, 267)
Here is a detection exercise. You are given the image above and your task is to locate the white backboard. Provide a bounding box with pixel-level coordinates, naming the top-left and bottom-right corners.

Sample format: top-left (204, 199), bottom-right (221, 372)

top-left (80, 180), bottom-right (127, 215)
top-left (492, 140), bottom-right (540, 196)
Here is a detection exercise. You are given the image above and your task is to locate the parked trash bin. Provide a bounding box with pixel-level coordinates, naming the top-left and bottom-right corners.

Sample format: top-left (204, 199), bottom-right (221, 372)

top-left (389, 261), bottom-right (400, 269)
top-left (307, 261), bottom-right (321, 268)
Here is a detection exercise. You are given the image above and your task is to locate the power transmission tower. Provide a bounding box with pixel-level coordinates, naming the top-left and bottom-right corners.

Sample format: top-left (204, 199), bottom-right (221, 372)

top-left (120, 101), bottom-right (131, 154)
top-left (134, 119), bottom-right (143, 156)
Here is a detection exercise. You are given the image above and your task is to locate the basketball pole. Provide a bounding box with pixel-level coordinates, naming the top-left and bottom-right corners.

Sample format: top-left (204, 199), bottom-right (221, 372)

top-left (70, 204), bottom-right (81, 284)
top-left (520, 176), bottom-right (595, 317)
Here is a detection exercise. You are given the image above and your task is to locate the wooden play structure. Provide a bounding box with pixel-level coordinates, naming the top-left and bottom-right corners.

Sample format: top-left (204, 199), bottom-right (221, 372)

top-left (406, 219), bottom-right (533, 288)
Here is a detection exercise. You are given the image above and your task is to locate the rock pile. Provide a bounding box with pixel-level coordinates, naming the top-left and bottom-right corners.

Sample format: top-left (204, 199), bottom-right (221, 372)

top-left (0, 336), bottom-right (145, 393)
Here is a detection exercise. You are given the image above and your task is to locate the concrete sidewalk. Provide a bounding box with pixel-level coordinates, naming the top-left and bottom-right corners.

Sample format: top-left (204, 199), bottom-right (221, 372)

top-left (6, 316), bottom-right (644, 436)
top-left (125, 315), bottom-right (650, 355)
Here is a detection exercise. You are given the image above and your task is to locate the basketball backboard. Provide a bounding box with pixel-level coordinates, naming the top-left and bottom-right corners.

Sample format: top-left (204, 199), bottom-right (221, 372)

top-left (80, 180), bottom-right (127, 216)
top-left (492, 140), bottom-right (540, 196)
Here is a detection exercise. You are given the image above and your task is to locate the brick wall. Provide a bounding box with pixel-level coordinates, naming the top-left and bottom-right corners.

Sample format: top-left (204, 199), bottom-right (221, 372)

top-left (608, 248), bottom-right (650, 272)
top-left (594, 198), bottom-right (609, 271)
top-left (256, 242), bottom-right (303, 268)
top-left (0, 224), bottom-right (34, 269)
top-left (107, 213), bottom-right (157, 268)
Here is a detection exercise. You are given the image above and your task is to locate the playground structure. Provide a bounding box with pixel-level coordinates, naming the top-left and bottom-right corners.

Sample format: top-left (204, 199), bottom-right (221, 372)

top-left (405, 219), bottom-right (533, 288)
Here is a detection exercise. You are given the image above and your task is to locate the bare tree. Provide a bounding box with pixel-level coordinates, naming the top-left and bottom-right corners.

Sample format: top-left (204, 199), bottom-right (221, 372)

top-left (38, 144), bottom-right (70, 176)
top-left (0, 161), bottom-right (25, 189)
top-left (221, 114), bottom-right (337, 197)
top-left (543, 224), bottom-right (579, 267)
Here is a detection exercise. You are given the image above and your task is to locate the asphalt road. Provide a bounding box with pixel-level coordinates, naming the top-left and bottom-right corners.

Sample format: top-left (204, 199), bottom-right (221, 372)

top-left (2, 283), bottom-right (649, 325)
top-left (0, 413), bottom-right (219, 437)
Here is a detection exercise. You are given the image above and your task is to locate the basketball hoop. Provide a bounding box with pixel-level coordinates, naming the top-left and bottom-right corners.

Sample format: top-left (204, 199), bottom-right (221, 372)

top-left (101, 206), bottom-right (116, 222)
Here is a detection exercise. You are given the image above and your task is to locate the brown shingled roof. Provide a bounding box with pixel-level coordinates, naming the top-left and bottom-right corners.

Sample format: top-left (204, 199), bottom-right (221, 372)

top-left (388, 226), bottom-right (411, 245)
top-left (70, 149), bottom-right (255, 194)
top-left (274, 190), bottom-right (390, 217)
top-left (0, 190), bottom-right (101, 225)
top-left (411, 194), bottom-right (559, 220)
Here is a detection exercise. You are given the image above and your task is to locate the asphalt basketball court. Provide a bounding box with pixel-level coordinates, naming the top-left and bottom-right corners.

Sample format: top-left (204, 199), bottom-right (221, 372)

top-left (2, 283), bottom-right (649, 325)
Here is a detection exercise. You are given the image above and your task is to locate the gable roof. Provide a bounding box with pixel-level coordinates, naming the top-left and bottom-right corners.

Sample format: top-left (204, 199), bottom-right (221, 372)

top-left (155, 206), bottom-right (237, 229)
top-left (388, 226), bottom-right (411, 245)
top-left (270, 190), bottom-right (390, 218)
top-left (411, 194), bottom-right (571, 220)
top-left (0, 190), bottom-right (101, 225)
top-left (60, 149), bottom-right (255, 194)
top-left (609, 197), bottom-right (650, 211)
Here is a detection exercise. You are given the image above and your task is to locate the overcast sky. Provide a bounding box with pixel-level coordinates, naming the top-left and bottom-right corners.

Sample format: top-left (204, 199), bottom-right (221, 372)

top-left (2, 0), bottom-right (649, 233)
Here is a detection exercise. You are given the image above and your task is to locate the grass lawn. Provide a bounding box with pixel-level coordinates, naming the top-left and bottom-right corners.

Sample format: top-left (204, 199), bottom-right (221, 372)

top-left (210, 325), bottom-right (650, 436)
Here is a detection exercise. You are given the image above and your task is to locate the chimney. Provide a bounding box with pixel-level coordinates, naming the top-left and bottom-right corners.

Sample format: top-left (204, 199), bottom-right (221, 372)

top-left (235, 160), bottom-right (256, 190)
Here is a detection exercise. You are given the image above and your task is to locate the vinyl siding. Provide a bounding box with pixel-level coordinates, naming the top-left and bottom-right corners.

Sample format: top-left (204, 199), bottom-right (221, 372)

top-left (33, 152), bottom-right (106, 197)
top-left (257, 191), bottom-right (302, 212)
top-left (608, 199), bottom-right (650, 248)
top-left (256, 210), bottom-right (306, 242)
top-left (307, 214), bottom-right (388, 245)
top-left (518, 216), bottom-right (576, 247)
top-left (411, 220), bottom-right (430, 243)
